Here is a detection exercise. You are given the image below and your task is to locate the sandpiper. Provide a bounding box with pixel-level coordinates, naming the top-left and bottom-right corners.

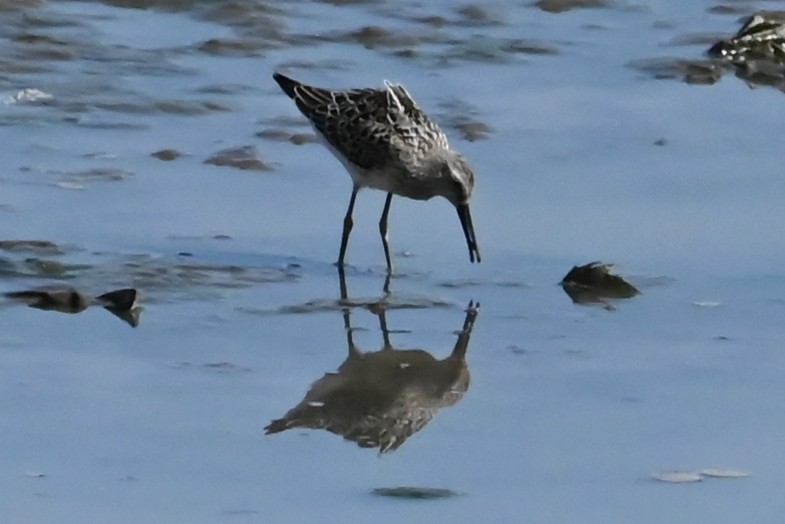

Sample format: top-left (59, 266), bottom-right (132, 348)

top-left (273, 72), bottom-right (481, 273)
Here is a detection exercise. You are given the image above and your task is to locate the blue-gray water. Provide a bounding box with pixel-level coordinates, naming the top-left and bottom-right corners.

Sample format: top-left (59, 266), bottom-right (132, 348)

top-left (2, 1), bottom-right (785, 522)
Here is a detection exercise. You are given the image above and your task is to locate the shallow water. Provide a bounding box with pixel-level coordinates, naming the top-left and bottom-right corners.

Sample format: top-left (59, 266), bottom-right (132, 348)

top-left (2, 0), bottom-right (785, 522)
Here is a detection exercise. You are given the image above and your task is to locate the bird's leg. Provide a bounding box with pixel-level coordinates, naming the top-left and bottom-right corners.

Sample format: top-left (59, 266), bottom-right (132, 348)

top-left (379, 192), bottom-right (394, 274)
top-left (338, 186), bottom-right (359, 267)
top-left (338, 267), bottom-right (361, 356)
top-left (375, 304), bottom-right (393, 350)
top-left (338, 264), bottom-right (349, 304)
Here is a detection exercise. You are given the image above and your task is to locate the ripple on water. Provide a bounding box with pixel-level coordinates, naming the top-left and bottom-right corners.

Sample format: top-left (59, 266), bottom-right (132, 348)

top-left (248, 293), bottom-right (453, 316)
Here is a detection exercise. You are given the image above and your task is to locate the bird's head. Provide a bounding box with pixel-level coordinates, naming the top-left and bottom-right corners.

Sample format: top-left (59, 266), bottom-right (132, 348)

top-left (435, 151), bottom-right (481, 264)
top-left (437, 152), bottom-right (475, 207)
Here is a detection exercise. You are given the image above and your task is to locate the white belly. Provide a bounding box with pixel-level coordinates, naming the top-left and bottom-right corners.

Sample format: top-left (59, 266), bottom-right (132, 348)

top-left (318, 133), bottom-right (436, 201)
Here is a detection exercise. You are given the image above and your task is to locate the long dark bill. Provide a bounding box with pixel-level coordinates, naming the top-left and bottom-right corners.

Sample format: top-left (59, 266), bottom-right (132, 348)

top-left (457, 203), bottom-right (481, 263)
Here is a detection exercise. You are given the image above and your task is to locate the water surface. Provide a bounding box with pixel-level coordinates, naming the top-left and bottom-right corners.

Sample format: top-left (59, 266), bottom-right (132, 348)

top-left (2, 1), bottom-right (785, 522)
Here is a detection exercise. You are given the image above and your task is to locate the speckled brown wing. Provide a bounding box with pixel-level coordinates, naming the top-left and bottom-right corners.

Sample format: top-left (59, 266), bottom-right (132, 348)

top-left (273, 73), bottom-right (448, 170)
top-left (384, 82), bottom-right (449, 154)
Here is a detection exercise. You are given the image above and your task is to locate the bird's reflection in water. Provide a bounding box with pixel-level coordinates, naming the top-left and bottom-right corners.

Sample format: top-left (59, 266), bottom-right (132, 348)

top-left (265, 273), bottom-right (479, 453)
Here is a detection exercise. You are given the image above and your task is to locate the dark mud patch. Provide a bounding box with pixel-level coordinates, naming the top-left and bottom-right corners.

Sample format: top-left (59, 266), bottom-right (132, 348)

top-left (13, 165), bottom-right (137, 189)
top-left (6, 19), bottom-right (193, 80)
top-left (151, 148), bottom-right (182, 161)
top-left (437, 278), bottom-right (528, 289)
top-left (372, 487), bottom-right (461, 500)
top-left (452, 121), bottom-right (492, 142)
top-left (0, 58), bottom-right (49, 75)
top-left (437, 36), bottom-right (559, 65)
top-left (412, 15), bottom-right (448, 28)
top-left (167, 361), bottom-right (253, 374)
top-left (92, 99), bottom-right (229, 116)
top-left (70, 120), bottom-right (150, 131)
top-left (166, 233), bottom-right (235, 242)
top-left (204, 145), bottom-right (273, 172)
top-left (0, 0), bottom-right (42, 10)
top-left (12, 33), bottom-right (68, 46)
top-left (52, 167), bottom-right (134, 188)
top-left (397, 4), bottom-right (505, 29)
top-left (707, 5), bottom-right (753, 16)
top-left (456, 5), bottom-right (503, 26)
top-left (31, 93), bottom-right (226, 118)
top-left (507, 344), bottom-right (537, 356)
top-left (0, 242), bottom-right (90, 280)
top-left (502, 39), bottom-right (560, 56)
top-left (123, 257), bottom-right (299, 298)
top-left (329, 25), bottom-right (426, 50)
top-left (4, 286), bottom-right (141, 327)
top-left (630, 55), bottom-right (785, 90)
top-left (257, 114), bottom-right (311, 129)
top-left (197, 2), bottom-right (289, 48)
top-left (272, 59), bottom-right (353, 74)
top-left (4, 258), bottom-right (89, 279)
top-left (2, 246), bottom-right (301, 303)
top-left (667, 32), bottom-right (731, 48)
top-left (11, 43), bottom-right (76, 61)
top-left (318, 0), bottom-right (381, 5)
top-left (256, 128), bottom-right (319, 145)
top-left (6, 286), bottom-right (94, 312)
top-left (535, 0), bottom-right (609, 13)
top-left (156, 100), bottom-right (230, 115)
top-left (437, 99), bottom-right (493, 142)
top-left (195, 83), bottom-right (258, 95)
top-left (196, 37), bottom-right (265, 57)
top-left (733, 61), bottom-right (785, 88)
top-left (1, 260), bottom-right (71, 281)
top-left (628, 57), bottom-right (726, 85)
top-left (86, 0), bottom-right (202, 8)
top-left (200, 1), bottom-right (284, 23)
top-left (0, 239), bottom-right (64, 255)
top-left (301, 21), bottom-right (545, 66)
top-left (241, 294), bottom-right (452, 316)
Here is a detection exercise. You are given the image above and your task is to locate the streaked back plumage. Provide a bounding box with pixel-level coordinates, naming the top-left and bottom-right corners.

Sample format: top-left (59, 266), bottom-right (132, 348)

top-left (273, 72), bottom-right (449, 172)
